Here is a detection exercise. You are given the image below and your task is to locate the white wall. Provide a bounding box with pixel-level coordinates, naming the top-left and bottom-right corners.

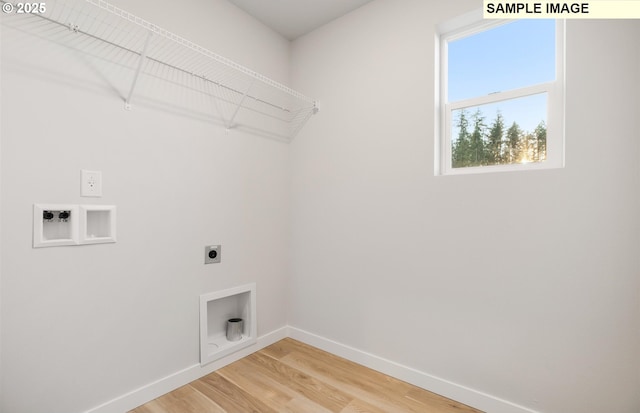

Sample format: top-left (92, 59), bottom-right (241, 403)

top-left (0, 1), bottom-right (292, 412)
top-left (3, 1), bottom-right (639, 412)
top-left (289, 1), bottom-right (640, 412)
top-left (0, 13), bottom-right (4, 408)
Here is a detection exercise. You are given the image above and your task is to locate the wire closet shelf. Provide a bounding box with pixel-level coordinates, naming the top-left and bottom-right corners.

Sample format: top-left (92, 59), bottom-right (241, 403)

top-left (4, 0), bottom-right (318, 141)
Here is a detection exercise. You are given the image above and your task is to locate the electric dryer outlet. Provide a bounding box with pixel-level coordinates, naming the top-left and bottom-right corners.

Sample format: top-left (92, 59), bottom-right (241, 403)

top-left (205, 245), bottom-right (221, 264)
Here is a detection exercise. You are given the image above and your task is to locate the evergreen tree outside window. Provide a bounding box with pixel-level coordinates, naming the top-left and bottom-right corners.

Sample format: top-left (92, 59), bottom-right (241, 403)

top-left (437, 13), bottom-right (565, 175)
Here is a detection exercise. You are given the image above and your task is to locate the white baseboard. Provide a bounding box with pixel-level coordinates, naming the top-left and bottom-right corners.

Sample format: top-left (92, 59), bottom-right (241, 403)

top-left (83, 326), bottom-right (288, 413)
top-left (84, 325), bottom-right (539, 413)
top-left (288, 326), bottom-right (540, 413)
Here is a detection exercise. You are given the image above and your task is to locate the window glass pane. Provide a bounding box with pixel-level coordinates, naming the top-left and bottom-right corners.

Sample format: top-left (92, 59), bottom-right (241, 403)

top-left (451, 93), bottom-right (547, 168)
top-left (448, 20), bottom-right (555, 102)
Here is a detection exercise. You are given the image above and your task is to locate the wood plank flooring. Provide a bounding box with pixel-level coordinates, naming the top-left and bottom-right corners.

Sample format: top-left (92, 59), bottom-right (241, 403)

top-left (129, 338), bottom-right (483, 413)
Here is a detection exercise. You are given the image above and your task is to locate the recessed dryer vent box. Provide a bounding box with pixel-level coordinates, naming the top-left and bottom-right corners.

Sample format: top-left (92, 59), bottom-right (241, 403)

top-left (200, 283), bottom-right (257, 366)
top-left (79, 205), bottom-right (116, 245)
top-left (33, 204), bottom-right (79, 248)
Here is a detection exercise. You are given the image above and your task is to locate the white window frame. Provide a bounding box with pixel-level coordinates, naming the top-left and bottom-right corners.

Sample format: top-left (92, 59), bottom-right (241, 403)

top-left (435, 11), bottom-right (565, 175)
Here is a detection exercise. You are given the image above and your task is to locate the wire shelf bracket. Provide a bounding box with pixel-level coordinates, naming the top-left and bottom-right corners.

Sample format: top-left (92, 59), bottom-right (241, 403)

top-left (124, 30), bottom-right (152, 111)
top-left (2, 0), bottom-right (319, 141)
top-left (226, 78), bottom-right (257, 131)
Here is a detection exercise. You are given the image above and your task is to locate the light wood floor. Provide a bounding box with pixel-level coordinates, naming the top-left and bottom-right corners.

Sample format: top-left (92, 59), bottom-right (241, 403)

top-left (129, 338), bottom-right (483, 413)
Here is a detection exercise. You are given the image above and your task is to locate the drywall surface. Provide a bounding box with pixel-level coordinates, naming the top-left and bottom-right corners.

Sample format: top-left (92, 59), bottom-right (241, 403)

top-left (289, 1), bottom-right (640, 412)
top-left (0, 17), bottom-right (3, 410)
top-left (0, 0), bottom-right (291, 412)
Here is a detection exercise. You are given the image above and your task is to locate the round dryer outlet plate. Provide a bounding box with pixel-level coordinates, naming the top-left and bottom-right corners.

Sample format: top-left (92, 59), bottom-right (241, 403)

top-left (204, 245), bottom-right (221, 264)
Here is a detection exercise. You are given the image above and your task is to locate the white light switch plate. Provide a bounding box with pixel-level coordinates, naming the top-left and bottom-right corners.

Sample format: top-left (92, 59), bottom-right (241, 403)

top-left (81, 170), bottom-right (102, 197)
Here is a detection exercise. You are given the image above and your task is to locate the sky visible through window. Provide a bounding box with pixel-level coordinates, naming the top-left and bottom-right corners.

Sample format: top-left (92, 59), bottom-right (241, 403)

top-left (448, 19), bottom-right (555, 137)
